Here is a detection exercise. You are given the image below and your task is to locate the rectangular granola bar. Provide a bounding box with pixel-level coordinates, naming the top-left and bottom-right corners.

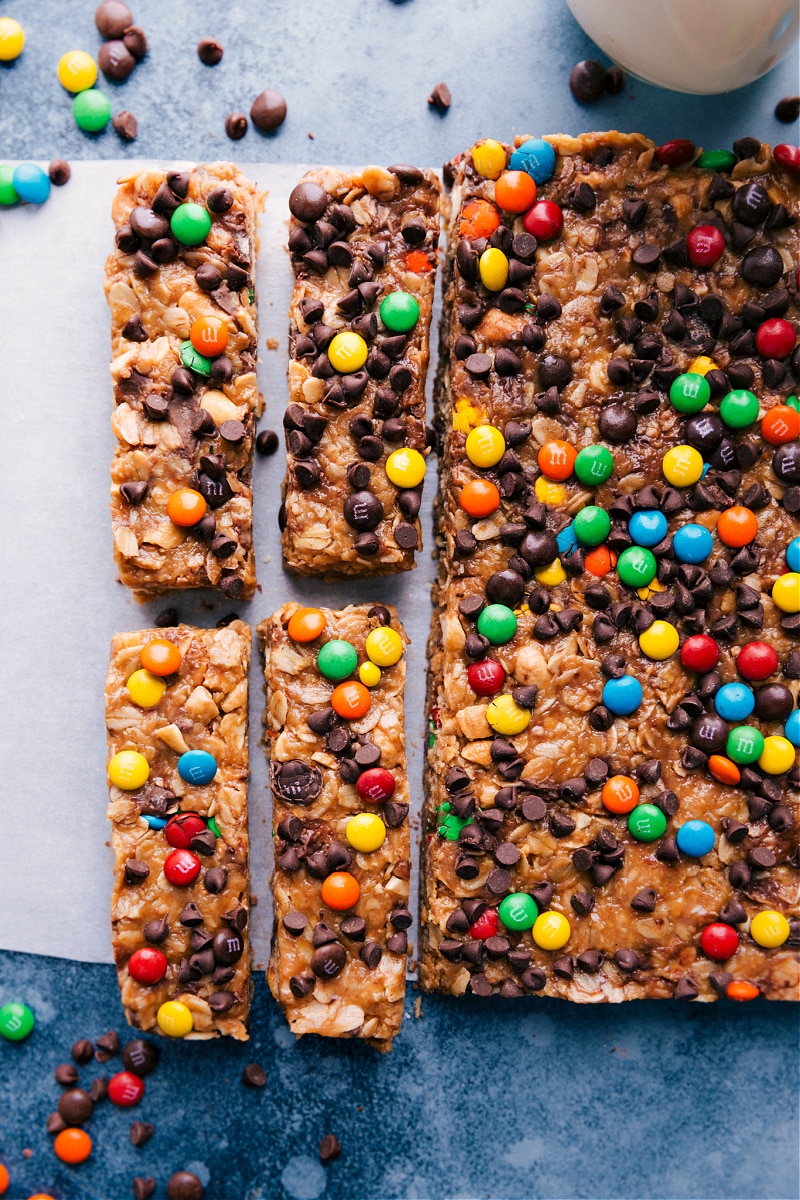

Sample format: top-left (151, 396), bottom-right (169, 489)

top-left (422, 132), bottom-right (800, 1003)
top-left (106, 621), bottom-right (252, 1039)
top-left (282, 164), bottom-right (440, 575)
top-left (105, 163), bottom-right (264, 600)
top-left (259, 603), bottom-right (412, 1049)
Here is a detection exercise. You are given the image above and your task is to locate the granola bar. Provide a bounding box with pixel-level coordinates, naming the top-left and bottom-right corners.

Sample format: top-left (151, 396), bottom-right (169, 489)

top-left (259, 603), bottom-right (411, 1049)
top-left (105, 163), bottom-right (264, 599)
top-left (422, 131), bottom-right (800, 1003)
top-left (106, 622), bottom-right (252, 1039)
top-left (282, 165), bottom-right (440, 575)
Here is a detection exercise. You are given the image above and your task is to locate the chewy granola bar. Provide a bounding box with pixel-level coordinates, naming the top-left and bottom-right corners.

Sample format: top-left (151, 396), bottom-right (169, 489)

top-left (105, 163), bottom-right (264, 599)
top-left (259, 603), bottom-right (412, 1049)
top-left (282, 164), bottom-right (440, 575)
top-left (422, 131), bottom-right (800, 1003)
top-left (106, 621), bottom-right (251, 1039)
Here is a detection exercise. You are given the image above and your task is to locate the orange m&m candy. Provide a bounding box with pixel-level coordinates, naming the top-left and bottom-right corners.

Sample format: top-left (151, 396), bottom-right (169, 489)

top-left (458, 197), bottom-right (501, 240)
top-left (321, 871), bottom-right (360, 911)
top-left (726, 980), bottom-right (759, 1002)
top-left (190, 313), bottom-right (229, 357)
top-left (54, 1127), bottom-right (93, 1164)
top-left (601, 775), bottom-right (640, 814)
top-left (761, 405), bottom-right (800, 445)
top-left (459, 479), bottom-right (501, 518)
top-left (584, 545), bottom-right (618, 577)
top-left (538, 440), bottom-right (577, 481)
top-left (287, 607), bottom-right (326, 643)
top-left (0, 1164), bottom-right (8, 1195)
top-left (166, 487), bottom-right (207, 527)
top-left (331, 680), bottom-right (371, 720)
top-left (708, 755), bottom-right (741, 786)
top-left (405, 249), bottom-right (433, 273)
top-left (494, 170), bottom-right (537, 213)
top-left (717, 506), bottom-right (758, 547)
top-left (141, 638), bottom-right (182, 676)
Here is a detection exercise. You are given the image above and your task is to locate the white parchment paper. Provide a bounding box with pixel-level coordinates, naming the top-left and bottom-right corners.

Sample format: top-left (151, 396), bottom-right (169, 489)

top-left (0, 161), bottom-right (441, 968)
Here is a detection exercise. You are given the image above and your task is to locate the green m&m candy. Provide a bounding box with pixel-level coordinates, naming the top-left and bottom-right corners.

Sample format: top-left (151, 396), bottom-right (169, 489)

top-left (73, 89), bottom-right (111, 132)
top-left (0, 164), bottom-right (19, 206)
top-left (787, 395), bottom-right (800, 415)
top-left (437, 803), bottom-right (469, 841)
top-left (720, 389), bottom-right (759, 429)
top-left (317, 639), bottom-right (358, 681)
top-left (499, 893), bottom-right (539, 931)
top-left (628, 803), bottom-right (667, 842)
top-left (726, 725), bottom-right (765, 765)
top-left (0, 1001), bottom-right (34, 1041)
top-left (670, 372), bottom-right (710, 414)
top-left (171, 202), bottom-right (212, 246)
top-left (573, 505), bottom-right (610, 547)
top-left (617, 545), bottom-right (657, 588)
top-left (574, 445), bottom-right (613, 486)
top-left (477, 603), bottom-right (517, 645)
top-left (695, 149), bottom-right (736, 172)
top-left (207, 817), bottom-right (221, 837)
top-left (380, 291), bottom-right (420, 333)
top-left (180, 340), bottom-right (212, 376)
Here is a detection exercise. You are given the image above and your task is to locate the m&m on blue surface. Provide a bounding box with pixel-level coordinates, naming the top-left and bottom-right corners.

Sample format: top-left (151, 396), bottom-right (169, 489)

top-left (177, 750), bottom-right (218, 786)
top-left (602, 675), bottom-right (643, 716)
top-left (673, 523), bottom-right (714, 563)
top-left (714, 682), bottom-right (755, 722)
top-left (628, 510), bottom-right (668, 547)
top-left (677, 820), bottom-right (715, 858)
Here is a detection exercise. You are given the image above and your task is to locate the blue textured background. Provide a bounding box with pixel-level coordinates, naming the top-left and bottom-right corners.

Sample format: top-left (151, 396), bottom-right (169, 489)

top-left (1, 2), bottom-right (799, 1199)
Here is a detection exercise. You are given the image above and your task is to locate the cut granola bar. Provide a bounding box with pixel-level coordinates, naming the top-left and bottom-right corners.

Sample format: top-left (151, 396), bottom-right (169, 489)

top-left (282, 165), bottom-right (440, 575)
top-left (259, 603), bottom-right (411, 1049)
top-left (106, 622), bottom-right (251, 1039)
top-left (105, 163), bottom-right (264, 599)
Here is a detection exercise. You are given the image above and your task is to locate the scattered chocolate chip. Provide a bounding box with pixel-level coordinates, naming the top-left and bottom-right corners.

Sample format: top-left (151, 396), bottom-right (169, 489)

top-left (197, 37), bottom-right (223, 65)
top-left (775, 96), bottom-right (800, 123)
top-left (251, 89), bottom-right (287, 132)
top-left (225, 112), bottom-right (248, 140)
top-left (569, 59), bottom-right (608, 103)
top-left (113, 110), bottom-right (138, 141)
top-left (130, 1120), bottom-right (155, 1147)
top-left (55, 1063), bottom-right (79, 1086)
top-left (166, 1172), bottom-right (204, 1200)
top-left (48, 159), bottom-right (71, 186)
top-left (242, 1063), bottom-right (267, 1088)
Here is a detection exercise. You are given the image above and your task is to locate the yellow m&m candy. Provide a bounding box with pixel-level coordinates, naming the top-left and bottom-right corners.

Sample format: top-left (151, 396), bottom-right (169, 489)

top-left (365, 626), bottom-right (403, 667)
top-left (157, 1000), bottom-right (193, 1037)
top-left (385, 447), bottom-right (426, 488)
top-left (638, 620), bottom-right (679, 661)
top-left (126, 669), bottom-right (166, 709)
top-left (346, 813), bottom-right (386, 853)
top-left (465, 425), bottom-right (505, 468)
top-left (327, 331), bottom-right (367, 373)
top-left (479, 247), bottom-right (509, 292)
top-left (108, 750), bottom-right (149, 790)
top-left (359, 661), bottom-right (382, 688)
top-left (0, 17), bottom-right (25, 61)
top-left (662, 445), bottom-right (704, 487)
top-left (750, 910), bottom-right (790, 948)
top-left (532, 911), bottom-right (571, 951)
top-left (689, 356), bottom-right (718, 377)
top-left (758, 735), bottom-right (795, 776)
top-left (57, 49), bottom-right (97, 93)
top-left (772, 572), bottom-right (799, 613)
top-left (486, 694), bottom-right (530, 736)
top-left (535, 559), bottom-right (566, 587)
top-left (471, 138), bottom-right (506, 180)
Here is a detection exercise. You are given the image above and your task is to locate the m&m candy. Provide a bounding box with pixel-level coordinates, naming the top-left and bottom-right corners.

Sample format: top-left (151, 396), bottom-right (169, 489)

top-left (57, 49), bottom-right (97, 92)
top-left (165, 812), bottom-right (207, 849)
top-left (166, 488), bottom-right (207, 527)
top-left (141, 639), bottom-right (182, 675)
top-left (467, 659), bottom-right (506, 696)
top-left (601, 775), bottom-right (639, 814)
top-left (459, 479), bottom-right (500, 517)
top-left (772, 573), bottom-right (800, 613)
top-left (477, 604), bottom-right (517, 645)
top-left (177, 749), bottom-right (217, 786)
top-left (695, 149), bottom-right (735, 171)
top-left (331, 680), bottom-right (371, 720)
top-left (736, 641), bottom-right (778, 681)
top-left (0, 165), bottom-right (19, 206)
top-left (108, 1071), bottom-right (145, 1107)
top-left (317, 639), bottom-right (358, 680)
top-left (170, 203), bottom-right (211, 246)
top-left (617, 546), bottom-right (657, 588)
top-left (755, 318), bottom-right (796, 360)
top-left (714, 682), bottom-right (755, 722)
top-left (532, 910), bottom-right (570, 950)
top-left (180, 340), bottom-right (212, 376)
top-left (662, 444), bottom-right (704, 486)
top-left (127, 947), bottom-right (168, 985)
top-left (508, 137), bottom-right (556, 184)
top-left (0, 1163), bottom-right (8, 1194)
top-left (726, 726), bottom-right (765, 764)
top-left (163, 848), bottom-right (201, 886)
top-left (494, 171), bottom-right (537, 213)
top-left (12, 162), bottom-right (51, 204)
top-left (681, 634), bottom-right (719, 673)
top-left (0, 17), bottom-right (25, 61)
top-left (720, 389), bottom-right (759, 428)
top-left (573, 505), bottom-right (610, 547)
top-left (359, 660), bottom-right (382, 686)
top-left (538, 440), bottom-right (576, 481)
top-left (787, 537), bottom-right (800, 573)
top-left (356, 768), bottom-right (396, 803)
top-left (385, 447), bottom-right (426, 488)
top-left (126, 669), bottom-right (166, 708)
top-left (676, 819), bottom-right (715, 857)
top-left (673, 523), bottom-right (713, 563)
top-left (157, 1000), bottom-right (193, 1037)
top-left (762, 406), bottom-right (800, 446)
top-left (574, 444), bottom-right (613, 485)
top-left (471, 138), bottom-right (506, 180)
top-left (486, 694), bottom-right (530, 735)
top-left (727, 980), bottom-right (759, 1001)
top-left (190, 314), bottom-right (228, 357)
top-left (717, 506), bottom-right (758, 547)
top-left (687, 224), bottom-right (724, 267)
top-left (287, 607), bottom-right (326, 643)
top-left (479, 247), bottom-right (509, 291)
top-left (465, 425), bottom-right (505, 468)
top-left (602, 675), bottom-right (643, 715)
top-left (108, 750), bottom-right (149, 790)
top-left (700, 923), bottom-right (739, 961)
top-left (73, 89), bottom-right (111, 133)
top-left (379, 291), bottom-right (419, 333)
top-left (750, 910), bottom-right (790, 948)
top-left (708, 756), bottom-right (741, 786)
top-left (320, 871), bottom-right (360, 910)
top-left (459, 197), bottom-right (500, 240)
top-left (638, 620), bottom-right (679, 661)
top-left (628, 510), bottom-right (668, 547)
top-left (499, 893), bottom-right (538, 931)
top-left (0, 1001), bottom-right (34, 1041)
top-left (758, 735), bottom-right (795, 775)
top-left (346, 813), bottom-right (386, 853)
top-left (365, 626), bottom-right (403, 666)
top-left (523, 200), bottom-right (563, 240)
top-left (628, 804), bottom-right (667, 842)
top-left (469, 908), bottom-right (499, 940)
top-left (670, 372), bottom-right (710, 414)
top-left (785, 710), bottom-right (800, 747)
top-left (54, 1128), bottom-right (93, 1164)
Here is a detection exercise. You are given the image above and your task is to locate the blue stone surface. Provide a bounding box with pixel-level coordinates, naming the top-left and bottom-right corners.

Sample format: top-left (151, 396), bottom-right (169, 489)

top-left (0, 2), bottom-right (798, 1198)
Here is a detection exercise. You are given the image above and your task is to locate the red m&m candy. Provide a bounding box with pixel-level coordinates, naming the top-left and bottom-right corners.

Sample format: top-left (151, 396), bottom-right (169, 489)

top-left (165, 812), bottom-right (206, 849)
top-left (469, 908), bottom-right (499, 940)
top-left (755, 318), bottom-right (796, 360)
top-left (774, 143), bottom-right (800, 174)
top-left (467, 659), bottom-right (506, 696)
top-left (163, 848), bottom-right (201, 886)
top-left (700, 922), bottom-right (739, 961)
top-left (656, 139), bottom-right (695, 167)
top-left (681, 634), bottom-right (720, 674)
top-left (687, 225), bottom-right (724, 267)
top-left (127, 947), bottom-right (168, 985)
top-left (355, 768), bottom-right (396, 804)
top-left (523, 200), bottom-right (563, 241)
top-left (737, 641), bottom-right (779, 681)
top-left (108, 1071), bottom-right (145, 1107)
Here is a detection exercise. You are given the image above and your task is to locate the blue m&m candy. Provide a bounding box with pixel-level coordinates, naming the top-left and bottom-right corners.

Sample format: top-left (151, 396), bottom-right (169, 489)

top-left (673, 523), bottom-right (714, 564)
top-left (508, 137), bottom-right (556, 184)
top-left (556, 521), bottom-right (577, 557)
top-left (178, 749), bottom-right (218, 786)
top-left (143, 815), bottom-right (167, 830)
top-left (677, 819), bottom-right (715, 857)
top-left (714, 682), bottom-right (755, 722)
top-left (785, 710), bottom-right (800, 747)
top-left (788, 536), bottom-right (800, 573)
top-left (602, 675), bottom-right (643, 716)
top-left (12, 162), bottom-right (51, 204)
top-left (628, 510), bottom-right (668, 548)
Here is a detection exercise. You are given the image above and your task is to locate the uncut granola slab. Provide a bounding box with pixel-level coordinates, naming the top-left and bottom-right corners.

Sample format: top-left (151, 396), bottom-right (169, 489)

top-left (106, 622), bottom-right (251, 1040)
top-left (422, 131), bottom-right (800, 1003)
top-left (282, 165), bottom-right (440, 576)
top-left (106, 163), bottom-right (264, 600)
top-left (259, 603), bottom-right (411, 1049)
